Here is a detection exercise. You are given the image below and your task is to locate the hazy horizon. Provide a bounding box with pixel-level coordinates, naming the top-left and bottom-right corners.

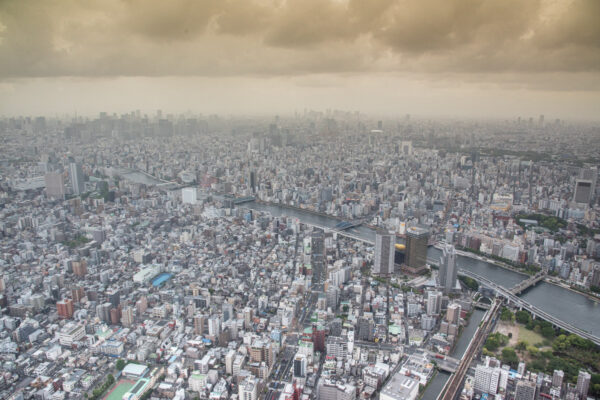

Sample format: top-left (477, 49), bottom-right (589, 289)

top-left (1, 0), bottom-right (599, 120)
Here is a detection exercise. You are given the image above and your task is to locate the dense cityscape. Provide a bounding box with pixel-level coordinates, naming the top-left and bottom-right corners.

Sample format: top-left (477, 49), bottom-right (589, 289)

top-left (0, 112), bottom-right (599, 400)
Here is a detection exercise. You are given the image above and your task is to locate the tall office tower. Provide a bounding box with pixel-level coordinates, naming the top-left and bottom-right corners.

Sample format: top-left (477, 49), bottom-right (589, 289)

top-left (57, 299), bottom-right (74, 319)
top-left (405, 226), bottom-right (429, 274)
top-left (552, 370), bottom-right (564, 388)
top-left (121, 306), bottom-right (134, 327)
top-left (311, 229), bottom-right (325, 286)
top-left (181, 187), bottom-right (197, 204)
top-left (439, 244), bottom-right (458, 294)
top-left (514, 380), bottom-right (536, 400)
top-left (426, 291), bottom-right (442, 316)
top-left (576, 370), bottom-right (591, 399)
top-left (247, 170), bottom-right (257, 193)
top-left (69, 162), bottom-right (85, 195)
top-left (446, 303), bottom-right (461, 324)
top-left (573, 180), bottom-right (593, 205)
top-left (293, 353), bottom-right (307, 378)
top-left (44, 172), bottom-right (65, 199)
top-left (373, 232), bottom-right (395, 277)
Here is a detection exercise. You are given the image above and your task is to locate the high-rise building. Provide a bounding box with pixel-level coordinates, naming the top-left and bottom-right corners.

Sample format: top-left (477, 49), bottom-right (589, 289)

top-left (69, 162), bottom-right (85, 195)
top-left (121, 306), bottom-right (134, 327)
top-left (426, 291), bottom-right (442, 316)
top-left (57, 299), bottom-right (74, 319)
top-left (373, 232), bottom-right (395, 276)
top-left (71, 286), bottom-right (85, 303)
top-left (247, 170), bottom-right (257, 193)
top-left (439, 244), bottom-right (457, 294)
top-left (358, 316), bottom-right (374, 342)
top-left (107, 290), bottom-right (120, 308)
top-left (405, 227), bottom-right (428, 274)
top-left (446, 303), bottom-right (461, 324)
top-left (552, 370), bottom-right (564, 391)
top-left (311, 229), bottom-right (325, 286)
top-left (576, 370), bottom-right (591, 399)
top-left (573, 180), bottom-right (593, 205)
top-left (514, 380), bottom-right (536, 400)
top-left (293, 354), bottom-right (307, 378)
top-left (72, 260), bottom-right (87, 277)
top-left (474, 365), bottom-right (500, 394)
top-left (44, 172), bottom-right (65, 199)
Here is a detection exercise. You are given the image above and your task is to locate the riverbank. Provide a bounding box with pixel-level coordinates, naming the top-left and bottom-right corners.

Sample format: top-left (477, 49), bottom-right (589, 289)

top-left (434, 243), bottom-right (530, 277)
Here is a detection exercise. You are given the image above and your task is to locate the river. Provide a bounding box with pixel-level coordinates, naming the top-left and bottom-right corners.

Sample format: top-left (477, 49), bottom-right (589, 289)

top-left (243, 201), bottom-right (600, 337)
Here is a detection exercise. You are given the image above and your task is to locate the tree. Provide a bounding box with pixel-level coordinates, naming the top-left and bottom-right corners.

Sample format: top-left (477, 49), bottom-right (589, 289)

top-left (541, 326), bottom-right (555, 339)
top-left (116, 359), bottom-right (125, 371)
top-left (501, 347), bottom-right (519, 368)
top-left (515, 310), bottom-right (531, 324)
top-left (516, 341), bottom-right (528, 351)
top-left (500, 307), bottom-right (514, 322)
top-left (485, 336), bottom-right (500, 351)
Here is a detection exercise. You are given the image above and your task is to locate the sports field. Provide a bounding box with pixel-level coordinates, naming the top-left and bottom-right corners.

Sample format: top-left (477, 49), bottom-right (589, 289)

top-left (104, 379), bottom-right (135, 400)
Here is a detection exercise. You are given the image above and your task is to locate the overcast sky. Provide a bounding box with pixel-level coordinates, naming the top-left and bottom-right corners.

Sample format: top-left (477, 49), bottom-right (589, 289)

top-left (0, 0), bottom-right (599, 119)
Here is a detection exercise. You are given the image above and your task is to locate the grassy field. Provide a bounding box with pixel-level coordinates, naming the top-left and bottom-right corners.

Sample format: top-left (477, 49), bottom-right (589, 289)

top-left (517, 324), bottom-right (545, 346)
top-left (104, 380), bottom-right (134, 400)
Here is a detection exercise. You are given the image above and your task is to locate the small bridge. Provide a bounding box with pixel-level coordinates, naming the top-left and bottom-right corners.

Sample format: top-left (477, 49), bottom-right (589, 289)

top-left (509, 270), bottom-right (546, 295)
top-left (233, 196), bottom-right (256, 204)
top-left (333, 220), bottom-right (363, 231)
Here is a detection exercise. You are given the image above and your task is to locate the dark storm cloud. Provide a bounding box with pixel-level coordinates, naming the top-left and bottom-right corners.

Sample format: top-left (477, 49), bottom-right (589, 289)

top-left (0, 0), bottom-right (598, 81)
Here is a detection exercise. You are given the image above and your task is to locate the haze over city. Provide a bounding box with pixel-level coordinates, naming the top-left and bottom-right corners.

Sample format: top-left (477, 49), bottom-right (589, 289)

top-left (1, 1), bottom-right (600, 400)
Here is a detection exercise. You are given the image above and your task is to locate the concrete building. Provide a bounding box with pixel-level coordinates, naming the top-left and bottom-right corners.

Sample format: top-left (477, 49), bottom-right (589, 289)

top-left (439, 244), bottom-right (457, 294)
top-left (380, 372), bottom-right (419, 400)
top-left (374, 232), bottom-right (394, 276)
top-left (44, 172), bottom-right (65, 199)
top-left (69, 162), bottom-right (85, 195)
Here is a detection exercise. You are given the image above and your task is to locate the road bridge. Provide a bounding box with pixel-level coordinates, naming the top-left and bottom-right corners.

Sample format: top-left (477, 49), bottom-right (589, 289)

top-left (509, 270), bottom-right (546, 295)
top-left (333, 220), bottom-right (363, 230)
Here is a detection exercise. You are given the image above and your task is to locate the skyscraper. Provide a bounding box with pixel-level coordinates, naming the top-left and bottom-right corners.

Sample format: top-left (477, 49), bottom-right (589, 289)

top-left (69, 162), bottom-right (84, 195)
top-left (405, 226), bottom-right (428, 274)
top-left (439, 244), bottom-right (457, 294)
top-left (373, 232), bottom-right (394, 276)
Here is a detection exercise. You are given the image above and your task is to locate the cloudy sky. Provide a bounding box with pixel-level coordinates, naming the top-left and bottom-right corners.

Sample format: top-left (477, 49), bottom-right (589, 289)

top-left (0, 0), bottom-right (599, 119)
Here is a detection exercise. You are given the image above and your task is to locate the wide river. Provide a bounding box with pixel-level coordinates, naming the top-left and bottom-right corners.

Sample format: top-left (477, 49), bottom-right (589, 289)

top-left (244, 201), bottom-right (600, 336)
